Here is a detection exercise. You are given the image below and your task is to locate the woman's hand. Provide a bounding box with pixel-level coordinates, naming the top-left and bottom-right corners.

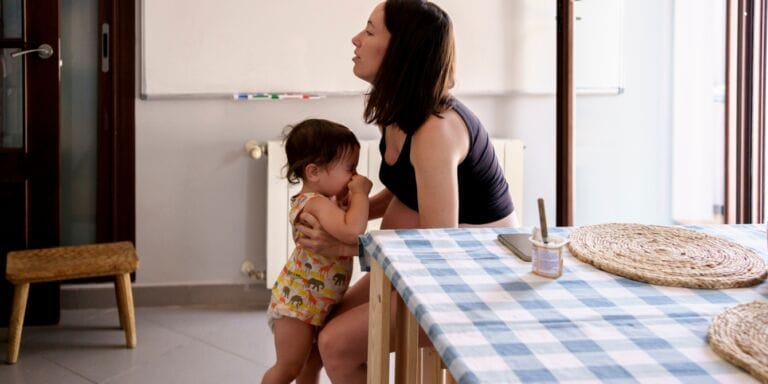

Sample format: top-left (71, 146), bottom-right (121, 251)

top-left (295, 212), bottom-right (359, 257)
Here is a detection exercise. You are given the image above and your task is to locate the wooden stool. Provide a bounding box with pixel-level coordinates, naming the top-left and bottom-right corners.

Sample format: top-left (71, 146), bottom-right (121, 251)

top-left (5, 241), bottom-right (139, 364)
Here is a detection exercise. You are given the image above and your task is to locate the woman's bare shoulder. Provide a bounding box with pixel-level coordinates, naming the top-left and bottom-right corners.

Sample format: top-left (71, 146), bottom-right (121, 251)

top-left (411, 111), bottom-right (468, 162)
top-left (415, 111), bottom-right (463, 137)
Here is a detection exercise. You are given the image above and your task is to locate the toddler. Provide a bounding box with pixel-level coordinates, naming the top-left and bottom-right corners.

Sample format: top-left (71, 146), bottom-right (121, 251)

top-left (262, 119), bottom-right (372, 384)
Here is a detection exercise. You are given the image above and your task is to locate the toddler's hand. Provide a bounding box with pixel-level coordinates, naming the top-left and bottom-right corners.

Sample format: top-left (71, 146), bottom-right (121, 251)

top-left (348, 175), bottom-right (373, 195)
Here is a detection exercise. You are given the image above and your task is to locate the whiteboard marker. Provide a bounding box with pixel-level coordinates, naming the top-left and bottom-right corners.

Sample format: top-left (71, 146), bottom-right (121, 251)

top-left (277, 93), bottom-right (303, 100)
top-left (248, 93), bottom-right (271, 100)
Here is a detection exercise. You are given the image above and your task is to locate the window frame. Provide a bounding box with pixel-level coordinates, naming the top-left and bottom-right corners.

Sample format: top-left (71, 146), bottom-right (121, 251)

top-left (555, 0), bottom-right (767, 225)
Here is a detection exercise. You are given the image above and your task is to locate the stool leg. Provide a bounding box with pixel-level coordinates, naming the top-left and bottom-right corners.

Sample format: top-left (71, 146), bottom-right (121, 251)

top-left (115, 280), bottom-right (125, 330)
top-left (114, 273), bottom-right (136, 348)
top-left (7, 283), bottom-right (30, 364)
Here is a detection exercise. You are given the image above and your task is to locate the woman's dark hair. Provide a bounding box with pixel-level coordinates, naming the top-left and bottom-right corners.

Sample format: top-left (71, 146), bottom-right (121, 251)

top-left (283, 119), bottom-right (360, 184)
top-left (364, 0), bottom-right (455, 134)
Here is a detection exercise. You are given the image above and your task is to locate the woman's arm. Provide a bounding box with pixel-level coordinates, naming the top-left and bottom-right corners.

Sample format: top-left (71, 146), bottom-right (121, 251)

top-left (297, 186), bottom-right (391, 255)
top-left (368, 188), bottom-right (393, 220)
top-left (410, 113), bottom-right (469, 228)
top-left (295, 212), bottom-right (359, 256)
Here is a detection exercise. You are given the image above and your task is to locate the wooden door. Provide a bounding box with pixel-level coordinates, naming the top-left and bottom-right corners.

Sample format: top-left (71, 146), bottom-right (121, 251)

top-left (0, 0), bottom-right (61, 325)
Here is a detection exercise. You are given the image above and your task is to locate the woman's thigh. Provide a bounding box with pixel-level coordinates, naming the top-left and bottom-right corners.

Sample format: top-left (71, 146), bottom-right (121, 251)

top-left (319, 298), bottom-right (374, 362)
top-left (321, 288), bottom-right (431, 357)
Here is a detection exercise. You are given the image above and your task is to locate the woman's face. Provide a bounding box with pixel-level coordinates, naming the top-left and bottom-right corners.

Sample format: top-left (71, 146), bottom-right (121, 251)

top-left (351, 2), bottom-right (390, 83)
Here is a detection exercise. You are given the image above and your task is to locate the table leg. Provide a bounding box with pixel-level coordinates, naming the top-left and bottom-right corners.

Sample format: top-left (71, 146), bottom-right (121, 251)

top-left (445, 370), bottom-right (458, 384)
top-left (421, 347), bottom-right (443, 384)
top-left (395, 294), bottom-right (419, 383)
top-left (367, 259), bottom-right (392, 384)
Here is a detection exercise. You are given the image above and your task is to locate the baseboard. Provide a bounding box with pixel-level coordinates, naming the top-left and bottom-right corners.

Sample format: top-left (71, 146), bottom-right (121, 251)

top-left (61, 283), bottom-right (271, 309)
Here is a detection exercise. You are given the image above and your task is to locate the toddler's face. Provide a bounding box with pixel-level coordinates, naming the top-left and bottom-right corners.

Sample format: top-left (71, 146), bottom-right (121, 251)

top-left (318, 148), bottom-right (360, 199)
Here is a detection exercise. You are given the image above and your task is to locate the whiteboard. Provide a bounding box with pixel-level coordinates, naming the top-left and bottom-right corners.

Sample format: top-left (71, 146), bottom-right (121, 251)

top-left (506, 0), bottom-right (624, 94)
top-left (140, 0), bottom-right (507, 97)
top-left (140, 0), bottom-right (623, 98)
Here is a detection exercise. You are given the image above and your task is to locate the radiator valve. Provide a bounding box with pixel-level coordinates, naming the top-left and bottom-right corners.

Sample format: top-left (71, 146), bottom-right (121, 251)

top-left (244, 140), bottom-right (268, 159)
top-left (241, 260), bottom-right (266, 281)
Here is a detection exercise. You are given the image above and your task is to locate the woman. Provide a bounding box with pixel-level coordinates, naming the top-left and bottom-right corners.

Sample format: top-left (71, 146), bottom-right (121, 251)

top-left (296, 1), bottom-right (518, 382)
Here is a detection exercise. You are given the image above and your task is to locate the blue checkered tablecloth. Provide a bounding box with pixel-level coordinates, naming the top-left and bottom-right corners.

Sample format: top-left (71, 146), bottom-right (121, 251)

top-left (359, 224), bottom-right (768, 384)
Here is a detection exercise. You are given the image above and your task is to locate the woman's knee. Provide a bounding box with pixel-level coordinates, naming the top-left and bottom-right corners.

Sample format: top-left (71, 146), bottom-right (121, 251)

top-left (318, 316), bottom-right (366, 366)
top-left (317, 324), bottom-right (344, 363)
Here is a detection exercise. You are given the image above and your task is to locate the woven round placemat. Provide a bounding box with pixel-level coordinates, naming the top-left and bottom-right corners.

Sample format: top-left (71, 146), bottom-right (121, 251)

top-left (708, 301), bottom-right (768, 382)
top-left (568, 223), bottom-right (767, 289)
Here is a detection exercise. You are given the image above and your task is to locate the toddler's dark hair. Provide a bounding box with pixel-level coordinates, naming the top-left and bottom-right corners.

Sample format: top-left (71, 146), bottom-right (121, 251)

top-left (283, 119), bottom-right (360, 185)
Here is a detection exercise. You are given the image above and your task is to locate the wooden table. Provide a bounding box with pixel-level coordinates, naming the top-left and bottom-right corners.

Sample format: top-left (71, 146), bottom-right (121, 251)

top-left (362, 225), bottom-right (768, 383)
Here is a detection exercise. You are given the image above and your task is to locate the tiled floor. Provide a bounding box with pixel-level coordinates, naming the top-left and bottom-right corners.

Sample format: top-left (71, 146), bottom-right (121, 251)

top-left (0, 305), bottom-right (336, 383)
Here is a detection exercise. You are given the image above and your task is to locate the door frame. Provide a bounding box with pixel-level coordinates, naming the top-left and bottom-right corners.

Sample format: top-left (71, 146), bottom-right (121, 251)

top-left (25, 0), bottom-right (61, 248)
top-left (555, 0), bottom-right (574, 226)
top-left (725, 0), bottom-right (767, 223)
top-left (97, 0), bottom-right (134, 243)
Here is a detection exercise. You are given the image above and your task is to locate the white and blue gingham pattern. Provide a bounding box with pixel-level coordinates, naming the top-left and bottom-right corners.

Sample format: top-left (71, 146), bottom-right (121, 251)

top-left (359, 224), bottom-right (768, 384)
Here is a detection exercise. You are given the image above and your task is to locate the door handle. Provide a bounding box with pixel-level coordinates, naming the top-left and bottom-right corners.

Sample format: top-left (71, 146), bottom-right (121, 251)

top-left (11, 43), bottom-right (53, 59)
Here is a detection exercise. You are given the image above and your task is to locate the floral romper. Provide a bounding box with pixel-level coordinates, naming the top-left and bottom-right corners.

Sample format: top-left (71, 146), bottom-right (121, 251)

top-left (267, 192), bottom-right (353, 329)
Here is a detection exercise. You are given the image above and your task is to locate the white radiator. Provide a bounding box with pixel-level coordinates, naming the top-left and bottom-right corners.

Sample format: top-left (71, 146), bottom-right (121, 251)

top-left (263, 139), bottom-right (524, 288)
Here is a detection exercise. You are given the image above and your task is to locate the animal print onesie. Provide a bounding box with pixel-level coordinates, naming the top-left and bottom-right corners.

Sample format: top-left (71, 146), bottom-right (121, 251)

top-left (267, 192), bottom-right (354, 329)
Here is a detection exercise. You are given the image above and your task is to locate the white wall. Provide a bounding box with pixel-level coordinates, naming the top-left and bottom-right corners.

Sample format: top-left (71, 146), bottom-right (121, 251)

top-left (135, 97), bottom-right (521, 285)
top-left (134, 0), bottom-right (676, 286)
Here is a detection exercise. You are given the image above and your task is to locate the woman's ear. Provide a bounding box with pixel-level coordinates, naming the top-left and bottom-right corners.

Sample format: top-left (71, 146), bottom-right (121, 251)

top-left (304, 163), bottom-right (321, 182)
